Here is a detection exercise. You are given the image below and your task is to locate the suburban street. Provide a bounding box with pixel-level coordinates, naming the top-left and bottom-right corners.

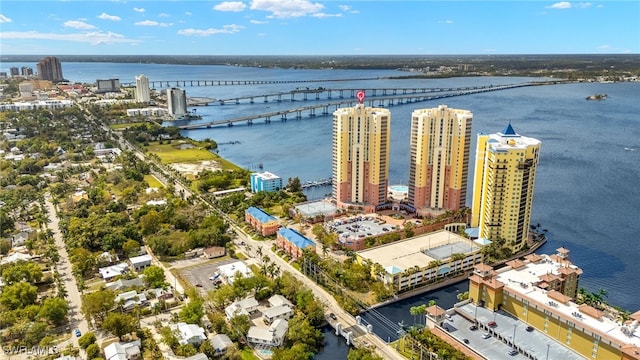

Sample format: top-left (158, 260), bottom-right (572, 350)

top-left (44, 196), bottom-right (89, 355)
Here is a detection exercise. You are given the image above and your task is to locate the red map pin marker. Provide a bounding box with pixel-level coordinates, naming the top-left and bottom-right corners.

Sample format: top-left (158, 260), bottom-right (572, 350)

top-left (356, 90), bottom-right (365, 104)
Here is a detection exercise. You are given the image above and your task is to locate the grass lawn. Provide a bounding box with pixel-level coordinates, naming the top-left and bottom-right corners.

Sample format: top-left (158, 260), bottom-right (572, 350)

top-left (146, 142), bottom-right (217, 164)
top-left (109, 122), bottom-right (147, 130)
top-left (144, 174), bottom-right (164, 188)
top-left (240, 348), bottom-right (259, 360)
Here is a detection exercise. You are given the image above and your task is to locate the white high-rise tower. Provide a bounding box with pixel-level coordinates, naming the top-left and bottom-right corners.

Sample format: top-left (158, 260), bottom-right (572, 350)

top-left (135, 74), bottom-right (150, 103)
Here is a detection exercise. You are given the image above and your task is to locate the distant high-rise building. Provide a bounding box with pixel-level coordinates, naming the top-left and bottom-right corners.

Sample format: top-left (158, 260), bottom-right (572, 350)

top-left (167, 88), bottom-right (187, 117)
top-left (135, 74), bottom-right (150, 103)
top-left (471, 124), bottom-right (541, 252)
top-left (21, 67), bottom-right (34, 76)
top-left (408, 105), bottom-right (472, 215)
top-left (36, 56), bottom-right (64, 82)
top-left (10, 67), bottom-right (19, 76)
top-left (332, 102), bottom-right (390, 212)
top-left (96, 79), bottom-right (121, 93)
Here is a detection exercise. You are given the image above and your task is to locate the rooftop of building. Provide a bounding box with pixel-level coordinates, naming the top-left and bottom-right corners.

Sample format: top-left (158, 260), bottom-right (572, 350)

top-left (490, 252), bottom-right (640, 350)
top-left (245, 206), bottom-right (278, 223)
top-left (357, 230), bottom-right (480, 274)
top-left (485, 123), bottom-right (541, 151)
top-left (252, 171), bottom-right (280, 180)
top-left (277, 227), bottom-right (315, 249)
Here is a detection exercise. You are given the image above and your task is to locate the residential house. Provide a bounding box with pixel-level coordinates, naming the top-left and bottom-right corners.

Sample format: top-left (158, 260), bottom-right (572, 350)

top-left (245, 207), bottom-right (280, 236)
top-left (276, 227), bottom-right (316, 260)
top-left (114, 290), bottom-right (148, 311)
top-left (129, 254), bottom-right (152, 272)
top-left (105, 277), bottom-right (144, 292)
top-left (98, 262), bottom-right (129, 281)
top-left (0, 252), bottom-right (32, 265)
top-left (210, 334), bottom-right (233, 356)
top-left (268, 294), bottom-right (292, 308)
top-left (11, 231), bottom-right (31, 248)
top-left (225, 296), bottom-right (259, 320)
top-left (172, 322), bottom-right (207, 346)
top-left (103, 340), bottom-right (142, 360)
top-left (203, 246), bottom-right (226, 259)
top-left (247, 319), bottom-right (288, 347)
top-left (262, 305), bottom-right (294, 325)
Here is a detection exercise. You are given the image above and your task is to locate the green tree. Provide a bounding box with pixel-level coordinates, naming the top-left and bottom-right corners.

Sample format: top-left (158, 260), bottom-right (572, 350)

top-left (86, 343), bottom-right (101, 359)
top-left (82, 289), bottom-right (116, 325)
top-left (78, 332), bottom-right (97, 349)
top-left (24, 321), bottom-right (48, 347)
top-left (143, 265), bottom-right (167, 288)
top-left (179, 297), bottom-right (204, 325)
top-left (0, 282), bottom-right (38, 310)
top-left (39, 297), bottom-right (69, 325)
top-left (122, 239), bottom-right (141, 257)
top-left (272, 343), bottom-right (313, 360)
top-left (102, 312), bottom-right (138, 340)
top-left (1, 261), bottom-right (43, 284)
top-left (347, 348), bottom-right (383, 360)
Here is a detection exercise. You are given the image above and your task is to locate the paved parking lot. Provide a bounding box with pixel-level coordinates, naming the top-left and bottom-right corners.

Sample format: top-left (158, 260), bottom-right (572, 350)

top-left (326, 215), bottom-right (398, 244)
top-left (446, 304), bottom-right (586, 360)
top-left (179, 258), bottom-right (241, 294)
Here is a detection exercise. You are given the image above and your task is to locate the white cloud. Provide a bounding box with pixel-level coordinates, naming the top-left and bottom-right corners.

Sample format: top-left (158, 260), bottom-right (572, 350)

top-left (158, 13), bottom-right (170, 18)
top-left (185, 12), bottom-right (193, 16)
top-left (0, 14), bottom-right (12, 23)
top-left (133, 7), bottom-right (145, 13)
top-left (338, 5), bottom-right (350, 11)
top-left (250, 0), bottom-right (325, 18)
top-left (64, 20), bottom-right (96, 30)
top-left (312, 13), bottom-right (342, 18)
top-left (250, 19), bottom-right (269, 24)
top-left (98, 13), bottom-right (121, 21)
top-left (135, 20), bottom-right (172, 27)
top-left (214, 2), bottom-right (247, 12)
top-left (177, 24), bottom-right (244, 36)
top-left (548, 2), bottom-right (572, 9)
top-left (576, 2), bottom-right (592, 8)
top-left (1, 30), bottom-right (138, 45)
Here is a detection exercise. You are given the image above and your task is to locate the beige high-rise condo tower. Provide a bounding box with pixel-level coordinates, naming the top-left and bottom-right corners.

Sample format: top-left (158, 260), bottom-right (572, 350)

top-left (471, 124), bottom-right (541, 252)
top-left (408, 105), bottom-right (472, 215)
top-left (332, 98), bottom-right (390, 213)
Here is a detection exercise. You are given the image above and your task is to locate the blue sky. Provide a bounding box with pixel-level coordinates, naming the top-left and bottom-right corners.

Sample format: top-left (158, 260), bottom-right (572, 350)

top-left (0, 1), bottom-right (638, 55)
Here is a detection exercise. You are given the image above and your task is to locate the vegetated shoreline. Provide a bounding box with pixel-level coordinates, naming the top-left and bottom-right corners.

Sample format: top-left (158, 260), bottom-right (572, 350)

top-left (3, 54), bottom-right (640, 73)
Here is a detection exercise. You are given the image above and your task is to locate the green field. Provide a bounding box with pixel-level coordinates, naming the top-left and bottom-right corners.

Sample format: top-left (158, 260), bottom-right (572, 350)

top-left (144, 174), bottom-right (164, 188)
top-left (109, 122), bottom-right (147, 129)
top-left (146, 142), bottom-right (218, 164)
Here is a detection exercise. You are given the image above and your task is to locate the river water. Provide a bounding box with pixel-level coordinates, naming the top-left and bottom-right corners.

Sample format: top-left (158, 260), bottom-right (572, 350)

top-left (3, 61), bottom-right (639, 357)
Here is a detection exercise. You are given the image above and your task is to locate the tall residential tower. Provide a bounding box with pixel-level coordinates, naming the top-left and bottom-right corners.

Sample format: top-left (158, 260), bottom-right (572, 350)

top-left (167, 88), bottom-right (187, 118)
top-left (408, 105), bottom-right (472, 215)
top-left (37, 56), bottom-right (64, 82)
top-left (332, 102), bottom-right (391, 212)
top-left (471, 124), bottom-right (541, 252)
top-left (135, 74), bottom-right (150, 103)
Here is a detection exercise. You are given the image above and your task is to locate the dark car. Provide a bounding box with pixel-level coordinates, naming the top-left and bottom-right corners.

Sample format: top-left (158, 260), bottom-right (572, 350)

top-left (469, 324), bottom-right (478, 331)
top-left (526, 326), bottom-right (534, 332)
top-left (74, 329), bottom-right (81, 337)
top-left (463, 338), bottom-right (470, 344)
top-left (329, 313), bottom-right (337, 320)
top-left (487, 321), bottom-right (497, 327)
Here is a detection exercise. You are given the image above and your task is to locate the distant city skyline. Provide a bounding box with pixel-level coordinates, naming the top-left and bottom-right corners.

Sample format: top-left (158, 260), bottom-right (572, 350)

top-left (1, 1), bottom-right (638, 55)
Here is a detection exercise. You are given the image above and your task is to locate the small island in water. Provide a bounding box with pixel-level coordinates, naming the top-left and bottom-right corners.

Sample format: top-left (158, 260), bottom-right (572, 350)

top-left (586, 94), bottom-right (608, 100)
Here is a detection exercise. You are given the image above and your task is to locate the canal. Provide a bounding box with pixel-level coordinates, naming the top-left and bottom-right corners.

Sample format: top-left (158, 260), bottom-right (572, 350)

top-left (315, 280), bottom-right (469, 358)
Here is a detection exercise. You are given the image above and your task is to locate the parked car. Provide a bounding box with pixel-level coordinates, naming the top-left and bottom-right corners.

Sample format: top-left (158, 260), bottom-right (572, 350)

top-left (508, 349), bottom-right (518, 356)
top-left (463, 338), bottom-right (470, 344)
top-left (526, 326), bottom-right (534, 332)
top-left (74, 329), bottom-right (81, 337)
top-left (329, 313), bottom-right (337, 320)
top-left (487, 321), bottom-right (497, 327)
top-left (469, 324), bottom-right (478, 331)
top-left (482, 332), bottom-right (491, 339)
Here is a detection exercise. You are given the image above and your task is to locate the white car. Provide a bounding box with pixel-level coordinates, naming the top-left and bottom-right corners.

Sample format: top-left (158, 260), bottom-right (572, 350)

top-left (482, 333), bottom-right (491, 339)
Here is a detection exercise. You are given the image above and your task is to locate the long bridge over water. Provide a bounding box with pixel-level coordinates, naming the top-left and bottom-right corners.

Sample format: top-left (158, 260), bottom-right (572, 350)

top-left (123, 77), bottom-right (381, 88)
top-left (178, 81), bottom-right (565, 130)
